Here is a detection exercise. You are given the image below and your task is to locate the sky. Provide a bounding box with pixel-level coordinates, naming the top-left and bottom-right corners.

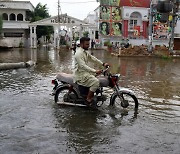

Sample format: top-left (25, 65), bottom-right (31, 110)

top-left (25, 0), bottom-right (100, 20)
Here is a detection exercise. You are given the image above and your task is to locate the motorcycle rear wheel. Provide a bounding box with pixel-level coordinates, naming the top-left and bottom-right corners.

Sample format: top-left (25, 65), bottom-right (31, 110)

top-left (110, 92), bottom-right (138, 109)
top-left (55, 86), bottom-right (78, 104)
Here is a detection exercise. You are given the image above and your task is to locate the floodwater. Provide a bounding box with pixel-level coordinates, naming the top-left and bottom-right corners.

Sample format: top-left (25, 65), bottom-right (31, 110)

top-left (0, 47), bottom-right (180, 154)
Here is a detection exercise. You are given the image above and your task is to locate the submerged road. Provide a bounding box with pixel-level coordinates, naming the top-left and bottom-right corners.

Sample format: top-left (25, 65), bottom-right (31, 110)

top-left (0, 47), bottom-right (180, 154)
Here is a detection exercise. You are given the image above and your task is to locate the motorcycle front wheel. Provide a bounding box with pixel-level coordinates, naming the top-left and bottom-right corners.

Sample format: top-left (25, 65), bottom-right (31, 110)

top-left (110, 92), bottom-right (138, 109)
top-left (55, 86), bottom-right (78, 104)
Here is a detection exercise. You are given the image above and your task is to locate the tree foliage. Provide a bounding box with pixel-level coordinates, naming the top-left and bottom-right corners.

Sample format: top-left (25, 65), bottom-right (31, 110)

top-left (83, 31), bottom-right (89, 37)
top-left (30, 3), bottom-right (53, 39)
top-left (31, 3), bottom-right (50, 22)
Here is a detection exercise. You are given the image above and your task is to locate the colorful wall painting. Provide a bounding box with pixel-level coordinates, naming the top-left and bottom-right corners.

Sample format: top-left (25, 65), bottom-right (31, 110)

top-left (100, 0), bottom-right (121, 6)
top-left (99, 1), bottom-right (122, 36)
top-left (153, 23), bottom-right (171, 40)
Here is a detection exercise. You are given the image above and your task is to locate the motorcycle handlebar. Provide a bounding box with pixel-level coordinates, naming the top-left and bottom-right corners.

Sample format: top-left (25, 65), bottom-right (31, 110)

top-left (95, 66), bottom-right (110, 77)
top-left (102, 65), bottom-right (110, 76)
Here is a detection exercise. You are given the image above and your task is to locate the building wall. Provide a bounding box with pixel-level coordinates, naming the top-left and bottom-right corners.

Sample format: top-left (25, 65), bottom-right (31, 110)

top-left (122, 6), bottom-right (149, 21)
top-left (175, 20), bottom-right (180, 36)
top-left (0, 1), bottom-right (34, 47)
top-left (0, 10), bottom-right (26, 21)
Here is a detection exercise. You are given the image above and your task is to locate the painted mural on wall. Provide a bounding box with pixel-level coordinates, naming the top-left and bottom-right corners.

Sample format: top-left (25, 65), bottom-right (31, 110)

top-left (153, 23), bottom-right (171, 40)
top-left (99, 0), bottom-right (122, 36)
top-left (100, 0), bottom-right (120, 6)
top-left (100, 5), bottom-right (110, 20)
top-left (152, 8), bottom-right (172, 40)
top-left (112, 22), bottom-right (122, 36)
top-left (99, 22), bottom-right (110, 35)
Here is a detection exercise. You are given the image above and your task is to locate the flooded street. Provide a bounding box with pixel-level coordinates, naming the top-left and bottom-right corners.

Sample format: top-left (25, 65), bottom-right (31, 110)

top-left (0, 48), bottom-right (180, 154)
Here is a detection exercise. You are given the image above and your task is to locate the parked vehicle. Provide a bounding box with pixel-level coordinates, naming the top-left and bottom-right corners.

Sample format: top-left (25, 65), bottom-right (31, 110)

top-left (51, 67), bottom-right (139, 110)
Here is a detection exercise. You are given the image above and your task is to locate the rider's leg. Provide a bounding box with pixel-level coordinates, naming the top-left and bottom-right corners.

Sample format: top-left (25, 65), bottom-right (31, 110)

top-left (77, 75), bottom-right (99, 104)
top-left (86, 77), bottom-right (99, 103)
top-left (86, 90), bottom-right (94, 102)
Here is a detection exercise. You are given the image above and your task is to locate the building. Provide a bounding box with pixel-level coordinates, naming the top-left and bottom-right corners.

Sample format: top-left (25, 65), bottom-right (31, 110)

top-left (94, 0), bottom-right (150, 47)
top-left (0, 0), bottom-right (34, 47)
top-left (0, 1), bottom-right (95, 48)
top-left (84, 12), bottom-right (98, 44)
top-left (94, 0), bottom-right (180, 49)
top-left (29, 14), bottom-right (95, 48)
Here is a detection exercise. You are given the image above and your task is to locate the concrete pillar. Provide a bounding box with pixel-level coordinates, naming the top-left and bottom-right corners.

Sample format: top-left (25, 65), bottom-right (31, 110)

top-left (123, 20), bottom-right (129, 38)
top-left (30, 26), bottom-right (32, 48)
top-left (53, 26), bottom-right (59, 49)
top-left (33, 26), bottom-right (37, 48)
top-left (67, 26), bottom-right (73, 46)
top-left (30, 26), bottom-right (37, 48)
top-left (143, 21), bottom-right (148, 39)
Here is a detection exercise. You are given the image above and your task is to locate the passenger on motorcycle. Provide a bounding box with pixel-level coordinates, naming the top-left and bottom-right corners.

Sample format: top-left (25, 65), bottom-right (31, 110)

top-left (73, 37), bottom-right (109, 107)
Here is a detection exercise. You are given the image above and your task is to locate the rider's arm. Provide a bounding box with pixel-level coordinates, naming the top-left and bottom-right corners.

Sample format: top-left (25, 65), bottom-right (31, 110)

top-left (87, 52), bottom-right (103, 66)
top-left (75, 50), bottom-right (96, 73)
top-left (88, 53), bottom-right (109, 68)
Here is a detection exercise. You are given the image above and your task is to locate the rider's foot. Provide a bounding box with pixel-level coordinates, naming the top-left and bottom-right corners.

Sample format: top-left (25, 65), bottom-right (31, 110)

top-left (85, 99), bottom-right (98, 109)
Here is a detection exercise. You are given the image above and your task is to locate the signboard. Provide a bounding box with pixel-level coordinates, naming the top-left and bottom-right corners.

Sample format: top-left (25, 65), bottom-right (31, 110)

top-left (152, 6), bottom-right (171, 40)
top-left (99, 0), bottom-right (122, 36)
top-left (133, 26), bottom-right (140, 36)
top-left (120, 0), bottom-right (150, 8)
top-left (153, 23), bottom-right (171, 40)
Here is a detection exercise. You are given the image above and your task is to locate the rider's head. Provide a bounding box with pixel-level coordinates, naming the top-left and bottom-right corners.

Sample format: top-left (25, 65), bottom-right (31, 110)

top-left (80, 37), bottom-right (90, 50)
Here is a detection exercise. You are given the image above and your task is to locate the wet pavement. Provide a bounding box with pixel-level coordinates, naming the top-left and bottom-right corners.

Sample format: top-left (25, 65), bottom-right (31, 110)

top-left (0, 47), bottom-right (180, 154)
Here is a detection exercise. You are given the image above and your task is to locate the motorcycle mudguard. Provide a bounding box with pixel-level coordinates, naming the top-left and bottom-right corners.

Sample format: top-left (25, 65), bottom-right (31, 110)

top-left (118, 88), bottom-right (136, 96)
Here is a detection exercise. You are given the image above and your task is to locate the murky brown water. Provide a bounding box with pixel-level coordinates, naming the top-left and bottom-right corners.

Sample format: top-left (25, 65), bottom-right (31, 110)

top-left (0, 47), bottom-right (180, 154)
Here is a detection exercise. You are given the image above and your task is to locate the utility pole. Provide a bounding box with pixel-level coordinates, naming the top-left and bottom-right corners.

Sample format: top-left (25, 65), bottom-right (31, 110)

top-left (57, 0), bottom-right (61, 49)
top-left (169, 0), bottom-right (179, 52)
top-left (148, 0), bottom-right (154, 53)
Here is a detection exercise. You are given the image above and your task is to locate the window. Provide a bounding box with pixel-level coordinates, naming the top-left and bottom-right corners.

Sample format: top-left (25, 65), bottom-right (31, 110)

top-left (51, 19), bottom-right (55, 23)
top-left (129, 19), bottom-right (137, 29)
top-left (2, 13), bottom-right (8, 20)
top-left (129, 12), bottom-right (142, 30)
top-left (4, 33), bottom-right (23, 37)
top-left (10, 13), bottom-right (15, 20)
top-left (17, 14), bottom-right (23, 21)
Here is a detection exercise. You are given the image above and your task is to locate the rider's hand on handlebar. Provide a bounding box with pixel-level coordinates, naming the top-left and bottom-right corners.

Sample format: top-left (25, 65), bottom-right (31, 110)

top-left (96, 70), bottom-right (103, 76)
top-left (103, 63), bottom-right (110, 68)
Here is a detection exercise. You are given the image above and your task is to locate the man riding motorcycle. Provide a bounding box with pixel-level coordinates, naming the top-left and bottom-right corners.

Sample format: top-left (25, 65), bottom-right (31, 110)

top-left (73, 37), bottom-right (109, 108)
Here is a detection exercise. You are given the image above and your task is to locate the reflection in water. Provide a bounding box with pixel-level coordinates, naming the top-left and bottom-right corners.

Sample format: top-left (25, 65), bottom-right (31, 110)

top-left (52, 105), bottom-right (138, 153)
top-left (0, 48), bottom-right (180, 153)
top-left (30, 49), bottom-right (37, 62)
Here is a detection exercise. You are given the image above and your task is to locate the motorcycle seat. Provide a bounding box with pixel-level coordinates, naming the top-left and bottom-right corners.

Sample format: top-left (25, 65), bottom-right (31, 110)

top-left (56, 73), bottom-right (109, 87)
top-left (56, 73), bottom-right (75, 86)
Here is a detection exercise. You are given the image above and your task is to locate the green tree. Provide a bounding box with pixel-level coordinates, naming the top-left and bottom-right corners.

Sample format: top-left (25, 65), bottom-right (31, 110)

top-left (30, 3), bottom-right (53, 39)
top-left (0, 15), bottom-right (3, 37)
top-left (83, 31), bottom-right (89, 37)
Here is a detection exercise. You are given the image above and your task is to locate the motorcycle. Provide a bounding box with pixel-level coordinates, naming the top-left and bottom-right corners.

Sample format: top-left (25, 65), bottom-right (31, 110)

top-left (51, 67), bottom-right (138, 110)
